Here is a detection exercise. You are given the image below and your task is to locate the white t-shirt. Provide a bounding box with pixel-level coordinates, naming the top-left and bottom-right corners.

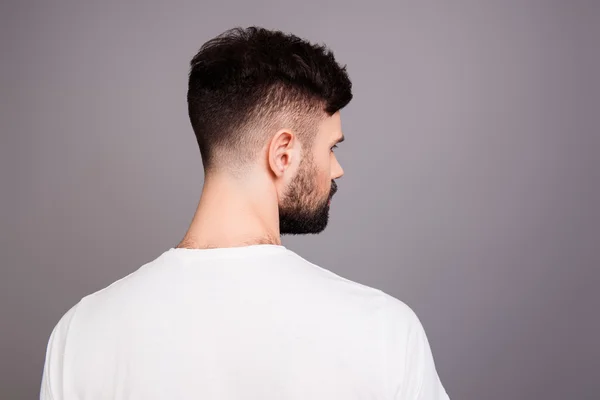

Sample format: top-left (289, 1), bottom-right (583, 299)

top-left (41, 245), bottom-right (450, 400)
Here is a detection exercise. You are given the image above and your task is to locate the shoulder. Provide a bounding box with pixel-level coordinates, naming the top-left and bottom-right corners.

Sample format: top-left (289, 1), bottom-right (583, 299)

top-left (287, 250), bottom-right (423, 337)
top-left (47, 301), bottom-right (81, 344)
top-left (285, 250), bottom-right (386, 296)
top-left (44, 299), bottom-right (82, 358)
top-left (380, 290), bottom-right (421, 323)
top-left (379, 292), bottom-right (450, 399)
top-left (378, 290), bottom-right (424, 350)
top-left (41, 302), bottom-right (81, 398)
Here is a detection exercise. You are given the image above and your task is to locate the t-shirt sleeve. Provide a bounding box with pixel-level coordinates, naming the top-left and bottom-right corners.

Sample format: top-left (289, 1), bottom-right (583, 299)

top-left (40, 303), bottom-right (79, 400)
top-left (382, 293), bottom-right (450, 400)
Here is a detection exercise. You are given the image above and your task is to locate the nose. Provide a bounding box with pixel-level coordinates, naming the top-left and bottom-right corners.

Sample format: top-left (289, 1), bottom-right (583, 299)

top-left (332, 157), bottom-right (344, 180)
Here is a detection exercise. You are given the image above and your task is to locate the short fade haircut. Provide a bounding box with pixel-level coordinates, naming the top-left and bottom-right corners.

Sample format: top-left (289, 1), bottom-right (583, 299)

top-left (187, 26), bottom-right (353, 173)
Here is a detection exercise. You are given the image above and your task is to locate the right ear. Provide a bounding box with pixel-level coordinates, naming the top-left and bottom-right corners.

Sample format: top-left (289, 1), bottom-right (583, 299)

top-left (268, 129), bottom-right (296, 178)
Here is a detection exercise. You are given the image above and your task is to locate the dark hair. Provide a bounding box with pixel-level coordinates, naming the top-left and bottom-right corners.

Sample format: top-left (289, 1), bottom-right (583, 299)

top-left (187, 26), bottom-right (353, 172)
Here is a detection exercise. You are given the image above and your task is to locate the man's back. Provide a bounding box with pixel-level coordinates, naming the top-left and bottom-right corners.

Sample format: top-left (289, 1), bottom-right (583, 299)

top-left (41, 245), bottom-right (449, 399)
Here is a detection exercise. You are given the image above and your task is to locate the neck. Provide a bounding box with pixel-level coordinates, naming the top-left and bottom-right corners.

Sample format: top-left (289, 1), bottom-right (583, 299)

top-left (176, 171), bottom-right (281, 249)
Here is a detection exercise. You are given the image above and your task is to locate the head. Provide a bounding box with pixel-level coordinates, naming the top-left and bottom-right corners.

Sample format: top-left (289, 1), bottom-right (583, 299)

top-left (187, 27), bottom-right (352, 234)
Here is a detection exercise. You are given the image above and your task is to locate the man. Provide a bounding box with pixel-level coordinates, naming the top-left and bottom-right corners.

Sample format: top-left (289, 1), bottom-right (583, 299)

top-left (40, 27), bottom-right (450, 399)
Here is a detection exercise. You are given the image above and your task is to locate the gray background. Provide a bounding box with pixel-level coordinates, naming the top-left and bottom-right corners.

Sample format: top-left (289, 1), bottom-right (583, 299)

top-left (1, 1), bottom-right (599, 399)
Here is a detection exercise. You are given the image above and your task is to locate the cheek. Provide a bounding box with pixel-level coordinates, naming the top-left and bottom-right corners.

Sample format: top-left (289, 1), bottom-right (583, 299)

top-left (319, 166), bottom-right (331, 191)
top-left (322, 151), bottom-right (334, 173)
top-left (309, 151), bottom-right (332, 192)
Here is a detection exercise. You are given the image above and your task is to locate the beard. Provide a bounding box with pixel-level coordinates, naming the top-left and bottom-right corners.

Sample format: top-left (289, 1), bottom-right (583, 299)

top-left (278, 157), bottom-right (338, 235)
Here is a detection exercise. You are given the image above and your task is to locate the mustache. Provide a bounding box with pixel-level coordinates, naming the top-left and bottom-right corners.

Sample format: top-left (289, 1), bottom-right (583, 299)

top-left (329, 180), bottom-right (338, 198)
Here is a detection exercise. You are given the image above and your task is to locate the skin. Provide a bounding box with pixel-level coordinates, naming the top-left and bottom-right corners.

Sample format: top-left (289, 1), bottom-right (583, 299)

top-left (176, 111), bottom-right (345, 249)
